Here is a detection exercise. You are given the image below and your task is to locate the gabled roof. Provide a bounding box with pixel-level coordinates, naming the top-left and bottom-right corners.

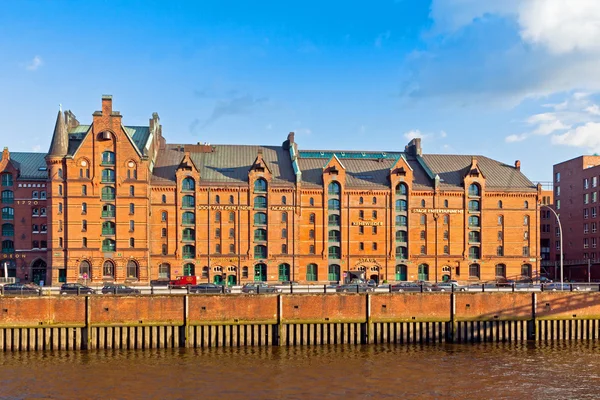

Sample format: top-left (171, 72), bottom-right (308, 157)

top-left (11, 153), bottom-right (48, 180)
top-left (66, 124), bottom-right (151, 157)
top-left (151, 144), bottom-right (296, 185)
top-left (422, 154), bottom-right (536, 191)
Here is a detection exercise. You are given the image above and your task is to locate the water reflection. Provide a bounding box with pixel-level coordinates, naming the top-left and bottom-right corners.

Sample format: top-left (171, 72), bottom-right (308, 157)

top-left (0, 342), bottom-right (599, 399)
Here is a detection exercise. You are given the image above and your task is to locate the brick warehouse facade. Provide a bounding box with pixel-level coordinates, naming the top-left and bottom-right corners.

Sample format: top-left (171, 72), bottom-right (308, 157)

top-left (0, 96), bottom-right (542, 285)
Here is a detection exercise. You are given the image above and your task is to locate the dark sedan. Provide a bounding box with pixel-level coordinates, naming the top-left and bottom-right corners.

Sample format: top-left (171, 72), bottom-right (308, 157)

top-left (101, 284), bottom-right (141, 295)
top-left (241, 283), bottom-right (281, 294)
top-left (190, 283), bottom-right (230, 294)
top-left (390, 282), bottom-right (432, 292)
top-left (60, 283), bottom-right (96, 295)
top-left (2, 283), bottom-right (42, 295)
top-left (336, 283), bottom-right (374, 293)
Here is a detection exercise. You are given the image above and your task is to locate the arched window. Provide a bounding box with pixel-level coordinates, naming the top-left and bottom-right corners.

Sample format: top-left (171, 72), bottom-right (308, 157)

top-left (182, 195), bottom-right (195, 208)
top-left (395, 264), bottom-right (408, 281)
top-left (395, 230), bottom-right (407, 242)
top-left (359, 210), bottom-right (364, 219)
top-left (101, 204), bottom-right (114, 218)
top-left (468, 200), bottom-right (480, 211)
top-left (1, 240), bottom-right (14, 254)
top-left (1, 190), bottom-right (13, 204)
top-left (215, 228), bottom-right (221, 238)
top-left (396, 246), bottom-right (408, 259)
top-left (469, 263), bottom-right (480, 279)
top-left (524, 215), bottom-right (530, 225)
top-left (215, 211), bottom-right (221, 222)
top-left (417, 263), bottom-right (429, 280)
top-left (468, 183), bottom-right (480, 197)
top-left (328, 230), bottom-right (341, 242)
top-left (309, 197), bottom-right (314, 206)
top-left (281, 228), bottom-right (287, 239)
top-left (309, 213), bottom-right (315, 223)
top-left (395, 199), bottom-right (407, 212)
top-left (182, 228), bottom-right (194, 241)
top-left (159, 263), bottom-right (171, 279)
top-left (468, 246), bottom-right (480, 259)
top-left (443, 215), bottom-right (449, 225)
top-left (468, 231), bottom-right (480, 243)
top-left (306, 264), bottom-right (318, 281)
top-left (254, 245), bottom-right (268, 259)
top-left (162, 194), bottom-right (167, 203)
top-left (420, 230), bottom-right (426, 240)
top-left (524, 201), bottom-right (529, 209)
top-left (420, 214), bottom-right (426, 225)
top-left (278, 263), bottom-right (290, 281)
top-left (254, 178), bottom-right (267, 192)
top-left (229, 228), bottom-right (235, 239)
top-left (102, 260), bottom-right (115, 277)
top-left (182, 245), bottom-right (195, 259)
top-left (328, 245), bottom-right (341, 259)
top-left (468, 215), bottom-right (480, 227)
top-left (420, 245), bottom-right (426, 255)
top-left (182, 177), bottom-right (195, 191)
top-left (395, 183), bottom-right (408, 196)
top-left (1, 223), bottom-right (14, 236)
top-left (521, 264), bottom-right (532, 278)
top-left (328, 214), bottom-right (340, 226)
top-left (129, 185), bottom-right (135, 196)
top-left (328, 199), bottom-right (340, 210)
top-left (254, 196), bottom-right (267, 209)
top-left (79, 261), bottom-right (91, 279)
top-left (161, 211), bottom-right (167, 221)
top-left (101, 151), bottom-right (115, 165)
top-left (102, 239), bottom-right (116, 252)
top-left (328, 264), bottom-right (341, 281)
top-left (215, 195), bottom-right (220, 204)
top-left (396, 215), bottom-right (407, 226)
top-left (101, 186), bottom-right (115, 201)
top-left (183, 263), bottom-right (196, 276)
top-left (282, 196), bottom-right (287, 205)
top-left (229, 195), bottom-right (234, 204)
top-left (444, 199), bottom-right (449, 208)
top-left (495, 264), bottom-right (506, 278)
top-left (328, 181), bottom-right (341, 195)
top-left (101, 169), bottom-right (115, 183)
top-left (498, 200), bottom-right (503, 209)
top-left (443, 245), bottom-right (449, 255)
top-left (254, 212), bottom-right (267, 225)
top-left (372, 196), bottom-right (377, 205)
top-left (2, 207), bottom-right (14, 220)
top-left (182, 211), bottom-right (195, 225)
top-left (127, 260), bottom-right (138, 280)
top-left (498, 215), bottom-right (503, 226)
top-left (1, 173), bottom-right (13, 187)
top-left (102, 221), bottom-right (116, 235)
top-left (229, 212), bottom-right (235, 222)
top-left (359, 196), bottom-right (364, 204)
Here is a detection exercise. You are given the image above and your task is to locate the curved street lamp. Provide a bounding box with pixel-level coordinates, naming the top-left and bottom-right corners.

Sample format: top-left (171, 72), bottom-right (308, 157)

top-left (540, 204), bottom-right (564, 290)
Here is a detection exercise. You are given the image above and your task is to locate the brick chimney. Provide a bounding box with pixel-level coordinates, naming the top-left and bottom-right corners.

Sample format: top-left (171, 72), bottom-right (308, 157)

top-left (515, 160), bottom-right (521, 171)
top-left (405, 138), bottom-right (422, 156)
top-left (2, 147), bottom-right (9, 161)
top-left (102, 95), bottom-right (113, 115)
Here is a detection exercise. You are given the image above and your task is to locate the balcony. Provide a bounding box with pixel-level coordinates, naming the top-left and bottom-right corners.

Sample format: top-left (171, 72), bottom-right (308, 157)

top-left (101, 211), bottom-right (116, 218)
top-left (102, 244), bottom-right (116, 252)
top-left (182, 234), bottom-right (195, 242)
top-left (102, 229), bottom-right (116, 236)
top-left (182, 252), bottom-right (194, 259)
top-left (101, 194), bottom-right (116, 201)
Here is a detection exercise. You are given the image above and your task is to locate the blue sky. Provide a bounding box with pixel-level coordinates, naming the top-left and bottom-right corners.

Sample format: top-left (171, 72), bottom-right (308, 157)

top-left (2, 0), bottom-right (600, 181)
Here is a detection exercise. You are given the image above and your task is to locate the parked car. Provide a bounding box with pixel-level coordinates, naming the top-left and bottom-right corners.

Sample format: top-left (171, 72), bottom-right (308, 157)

top-left (544, 283), bottom-right (581, 291)
top-left (60, 283), bottom-right (96, 295)
top-left (190, 283), bottom-right (230, 294)
top-left (435, 282), bottom-right (467, 292)
top-left (101, 284), bottom-right (141, 295)
top-left (150, 278), bottom-right (171, 287)
top-left (241, 283), bottom-right (281, 294)
top-left (390, 282), bottom-right (432, 292)
top-left (336, 283), bottom-right (374, 293)
top-left (2, 283), bottom-right (42, 295)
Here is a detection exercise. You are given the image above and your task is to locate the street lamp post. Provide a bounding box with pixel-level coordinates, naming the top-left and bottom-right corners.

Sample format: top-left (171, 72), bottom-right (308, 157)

top-left (540, 204), bottom-right (563, 290)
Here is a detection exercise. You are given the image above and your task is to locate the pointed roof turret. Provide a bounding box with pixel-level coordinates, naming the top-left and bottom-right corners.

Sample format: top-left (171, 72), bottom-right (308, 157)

top-left (47, 106), bottom-right (68, 157)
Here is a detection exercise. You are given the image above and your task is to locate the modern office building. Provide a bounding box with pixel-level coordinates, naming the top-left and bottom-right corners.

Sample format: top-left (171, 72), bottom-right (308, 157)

top-left (0, 96), bottom-right (542, 285)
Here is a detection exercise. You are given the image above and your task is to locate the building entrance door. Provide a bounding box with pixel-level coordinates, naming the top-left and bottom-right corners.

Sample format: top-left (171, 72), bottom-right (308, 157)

top-left (31, 259), bottom-right (47, 285)
top-left (418, 264), bottom-right (429, 281)
top-left (227, 275), bottom-right (236, 286)
top-left (213, 274), bottom-right (223, 285)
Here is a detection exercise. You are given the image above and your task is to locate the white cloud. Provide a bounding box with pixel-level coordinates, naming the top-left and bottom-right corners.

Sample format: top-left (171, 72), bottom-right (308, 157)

top-left (532, 119), bottom-right (570, 136)
top-left (440, 130), bottom-right (447, 138)
top-left (518, 0), bottom-right (600, 54)
top-left (505, 133), bottom-right (527, 143)
top-left (31, 144), bottom-right (41, 152)
top-left (403, 129), bottom-right (425, 141)
top-left (585, 104), bottom-right (600, 116)
top-left (25, 55), bottom-right (43, 71)
top-left (552, 122), bottom-right (600, 152)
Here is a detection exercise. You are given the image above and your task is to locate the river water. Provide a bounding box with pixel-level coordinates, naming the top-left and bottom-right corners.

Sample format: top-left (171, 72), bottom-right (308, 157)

top-left (1, 342), bottom-right (599, 399)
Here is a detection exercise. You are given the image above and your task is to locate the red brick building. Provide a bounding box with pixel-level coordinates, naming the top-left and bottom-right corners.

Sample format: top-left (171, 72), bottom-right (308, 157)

top-left (0, 96), bottom-right (542, 285)
top-left (543, 156), bottom-right (600, 281)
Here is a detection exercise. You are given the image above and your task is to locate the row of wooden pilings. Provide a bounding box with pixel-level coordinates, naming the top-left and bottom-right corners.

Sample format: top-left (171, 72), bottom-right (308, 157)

top-left (0, 291), bottom-right (598, 351)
